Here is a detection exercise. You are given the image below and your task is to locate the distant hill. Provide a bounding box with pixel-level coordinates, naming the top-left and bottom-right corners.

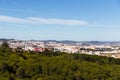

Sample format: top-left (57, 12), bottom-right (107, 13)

top-left (0, 38), bottom-right (15, 41)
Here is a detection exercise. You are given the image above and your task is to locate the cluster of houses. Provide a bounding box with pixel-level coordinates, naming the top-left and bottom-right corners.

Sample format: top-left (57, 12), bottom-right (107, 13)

top-left (1, 40), bottom-right (120, 58)
top-left (7, 40), bottom-right (79, 53)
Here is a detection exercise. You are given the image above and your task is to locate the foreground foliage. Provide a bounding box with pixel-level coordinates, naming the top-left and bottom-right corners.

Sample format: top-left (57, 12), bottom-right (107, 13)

top-left (0, 47), bottom-right (120, 80)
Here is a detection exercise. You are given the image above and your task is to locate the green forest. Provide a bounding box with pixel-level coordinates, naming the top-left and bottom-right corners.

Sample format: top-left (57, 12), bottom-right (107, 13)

top-left (1, 45), bottom-right (120, 80)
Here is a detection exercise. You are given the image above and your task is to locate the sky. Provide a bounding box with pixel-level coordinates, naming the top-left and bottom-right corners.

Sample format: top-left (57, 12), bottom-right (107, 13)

top-left (0, 0), bottom-right (120, 41)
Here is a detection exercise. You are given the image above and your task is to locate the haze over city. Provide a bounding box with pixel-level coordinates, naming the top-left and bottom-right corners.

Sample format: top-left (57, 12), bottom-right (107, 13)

top-left (0, 0), bottom-right (120, 41)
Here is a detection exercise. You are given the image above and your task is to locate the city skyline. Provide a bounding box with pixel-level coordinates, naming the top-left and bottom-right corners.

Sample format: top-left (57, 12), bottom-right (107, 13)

top-left (0, 0), bottom-right (120, 41)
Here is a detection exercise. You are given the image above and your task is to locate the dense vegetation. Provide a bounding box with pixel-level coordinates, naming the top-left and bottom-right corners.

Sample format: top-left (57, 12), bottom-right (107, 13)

top-left (1, 45), bottom-right (120, 80)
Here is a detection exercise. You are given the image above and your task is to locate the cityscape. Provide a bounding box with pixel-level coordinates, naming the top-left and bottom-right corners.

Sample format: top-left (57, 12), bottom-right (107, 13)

top-left (1, 0), bottom-right (120, 80)
top-left (1, 39), bottom-right (120, 58)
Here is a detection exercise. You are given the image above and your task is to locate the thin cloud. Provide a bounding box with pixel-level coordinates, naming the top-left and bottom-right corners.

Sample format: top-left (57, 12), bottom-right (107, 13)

top-left (0, 15), bottom-right (88, 25)
top-left (0, 16), bottom-right (28, 23)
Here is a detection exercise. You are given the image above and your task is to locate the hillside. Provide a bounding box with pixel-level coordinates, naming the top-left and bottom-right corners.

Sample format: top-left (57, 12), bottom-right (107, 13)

top-left (0, 47), bottom-right (120, 80)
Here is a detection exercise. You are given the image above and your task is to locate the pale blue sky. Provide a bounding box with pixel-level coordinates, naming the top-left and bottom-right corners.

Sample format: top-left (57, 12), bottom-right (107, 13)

top-left (0, 0), bottom-right (120, 41)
